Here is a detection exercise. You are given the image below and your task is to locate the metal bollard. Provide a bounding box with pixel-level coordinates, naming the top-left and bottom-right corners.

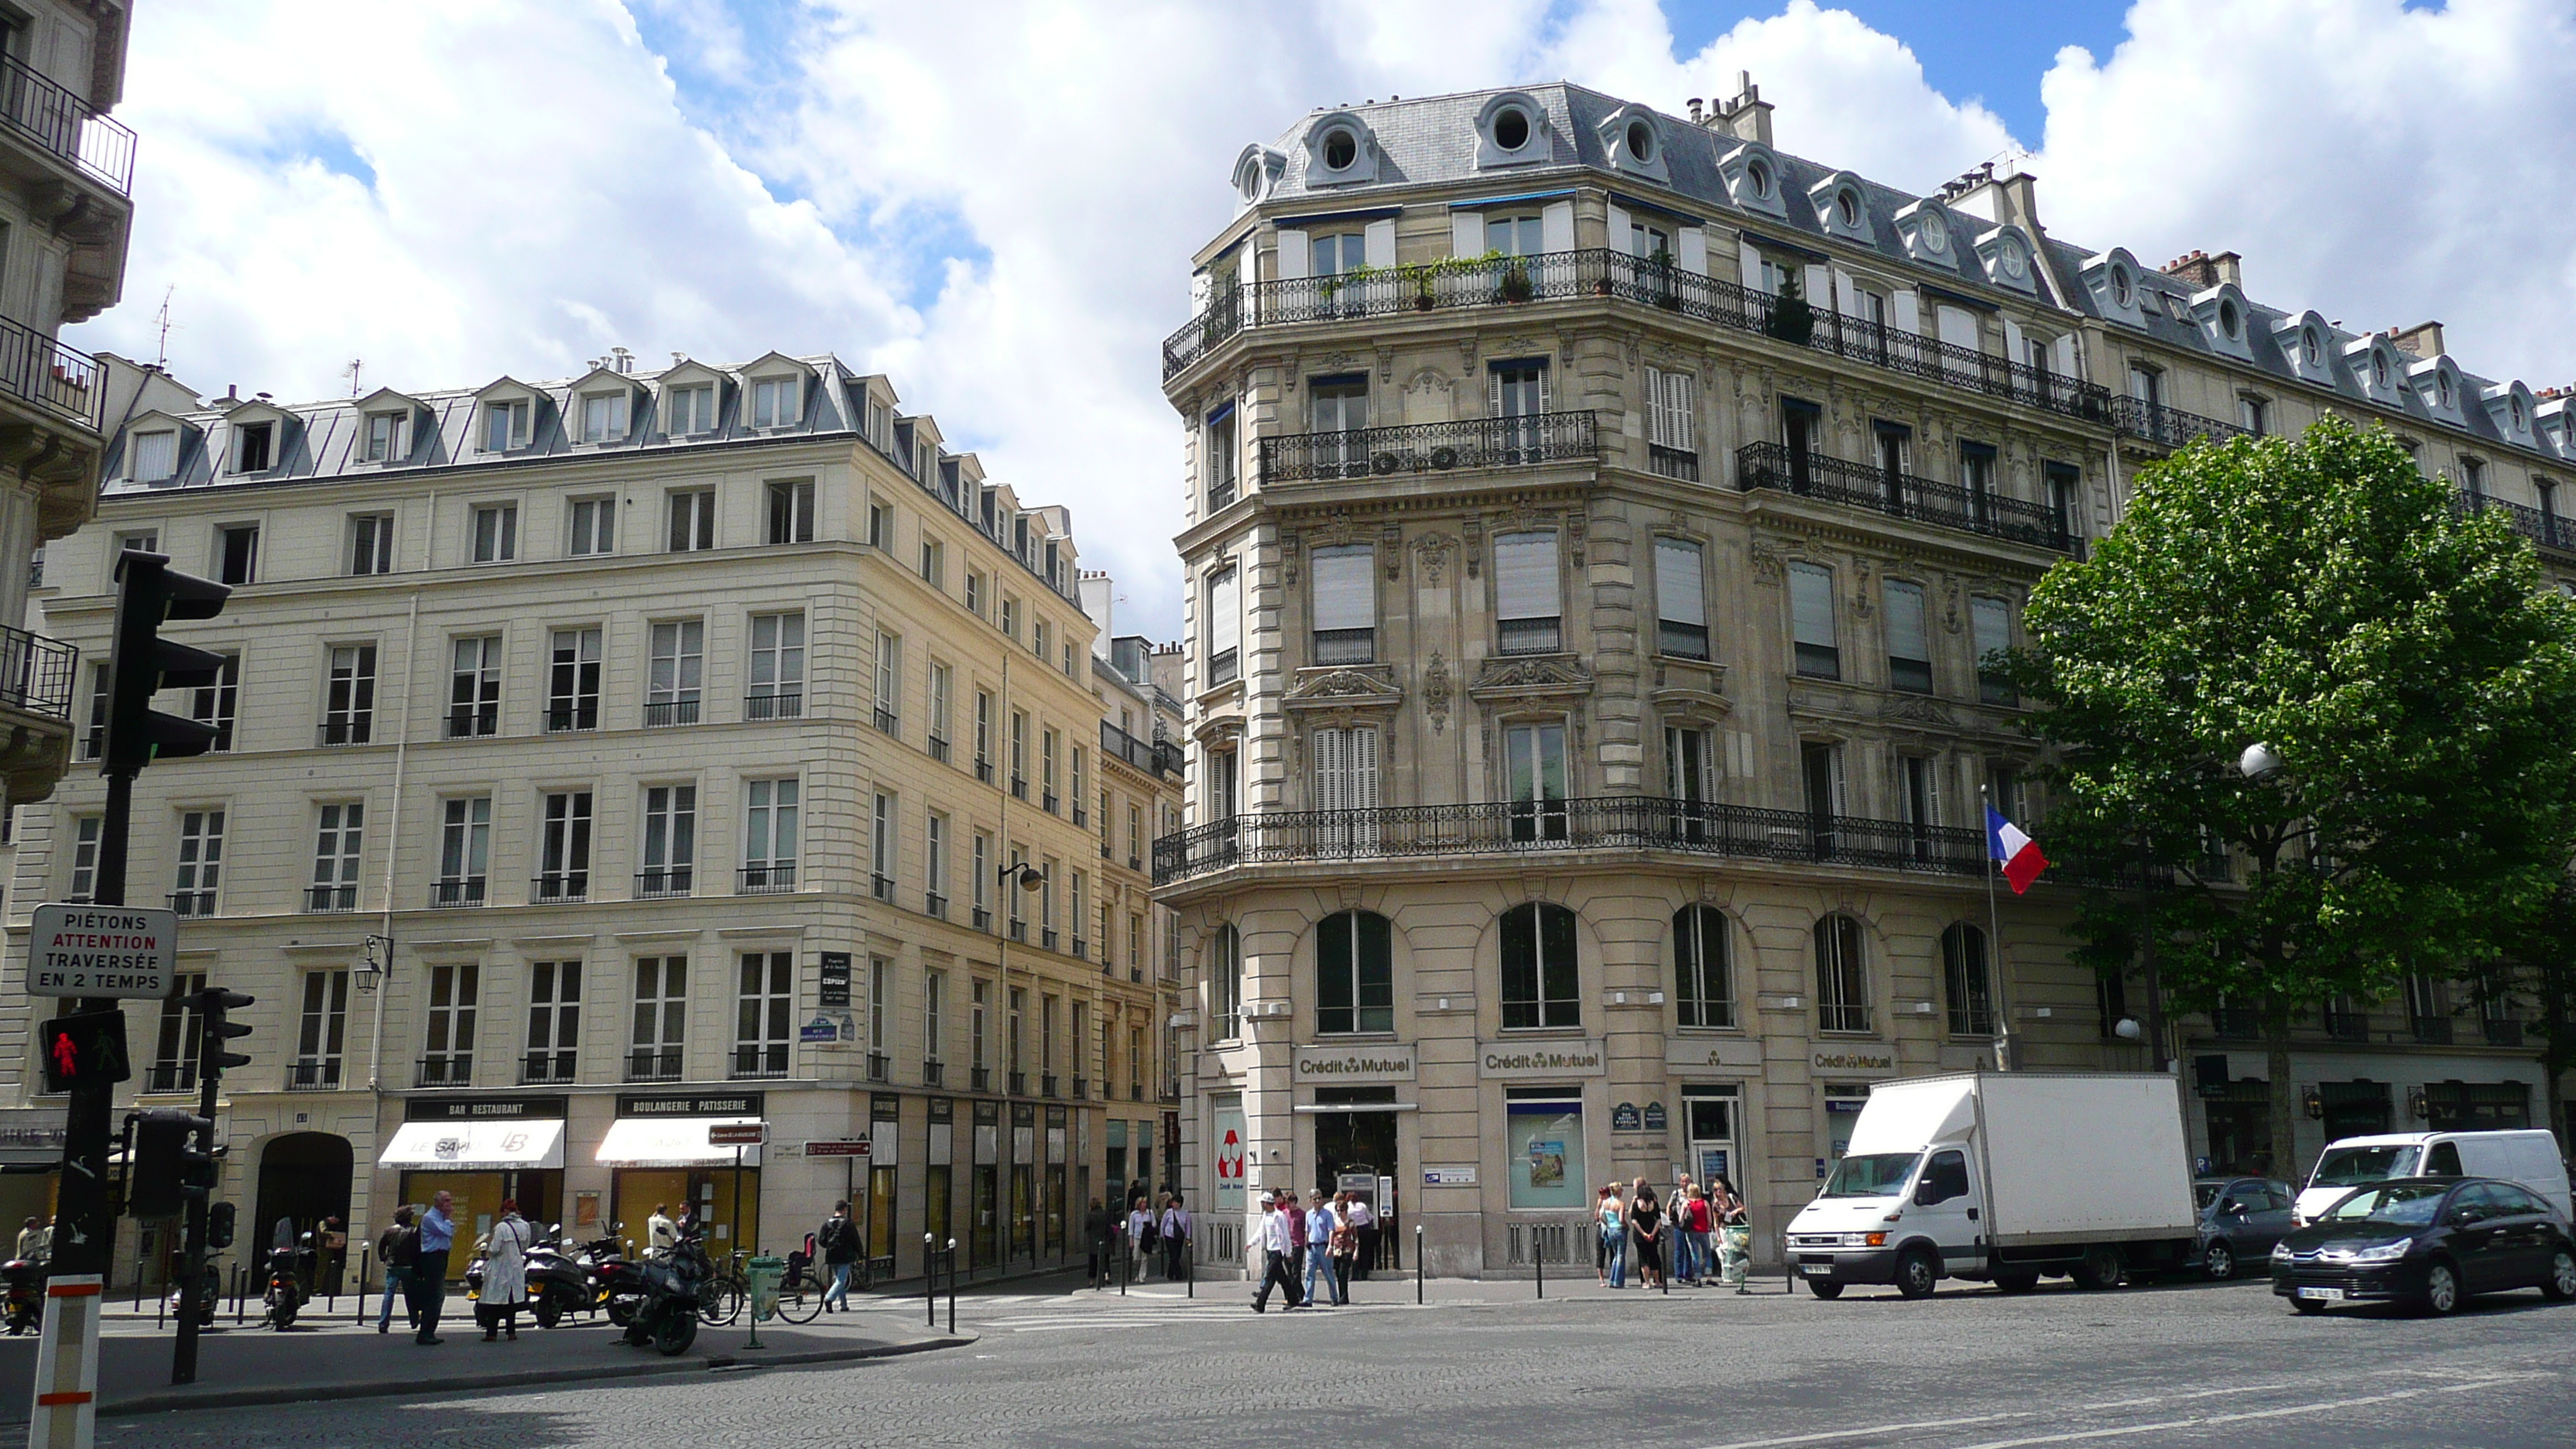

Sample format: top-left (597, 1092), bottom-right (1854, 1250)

top-left (924, 1234), bottom-right (936, 1328)
top-left (355, 1248), bottom-right (370, 1323)
top-left (1117, 1225), bottom-right (1126, 1297)
top-left (1184, 1235), bottom-right (1193, 1298)
top-left (945, 1239), bottom-right (957, 1336)
top-left (1416, 1225), bottom-right (1424, 1305)
top-left (1535, 1234), bottom-right (1543, 1299)
top-left (234, 1263), bottom-right (246, 1325)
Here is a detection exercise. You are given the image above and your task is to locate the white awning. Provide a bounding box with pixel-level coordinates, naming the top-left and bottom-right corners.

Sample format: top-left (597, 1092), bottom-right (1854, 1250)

top-left (379, 1119), bottom-right (566, 1172)
top-left (595, 1117), bottom-right (764, 1169)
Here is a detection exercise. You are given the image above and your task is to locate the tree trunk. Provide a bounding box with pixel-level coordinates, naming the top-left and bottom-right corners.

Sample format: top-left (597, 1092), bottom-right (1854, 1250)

top-left (2264, 1000), bottom-right (2300, 1184)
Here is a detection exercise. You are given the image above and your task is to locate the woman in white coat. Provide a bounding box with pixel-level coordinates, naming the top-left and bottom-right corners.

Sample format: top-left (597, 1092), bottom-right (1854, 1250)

top-left (478, 1199), bottom-right (535, 1341)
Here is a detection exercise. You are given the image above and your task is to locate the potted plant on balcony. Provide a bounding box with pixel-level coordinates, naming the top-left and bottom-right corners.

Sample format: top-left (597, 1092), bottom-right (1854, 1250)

top-left (1645, 247), bottom-right (1683, 311)
top-left (1497, 256), bottom-right (1533, 304)
top-left (1765, 269), bottom-right (1815, 346)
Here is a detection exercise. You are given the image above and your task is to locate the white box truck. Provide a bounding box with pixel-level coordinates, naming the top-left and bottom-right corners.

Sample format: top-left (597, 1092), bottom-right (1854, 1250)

top-left (1785, 1071), bottom-right (2199, 1298)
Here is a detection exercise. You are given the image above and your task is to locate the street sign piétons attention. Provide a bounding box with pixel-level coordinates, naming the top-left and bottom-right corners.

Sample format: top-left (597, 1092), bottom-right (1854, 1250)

top-left (26, 903), bottom-right (179, 998)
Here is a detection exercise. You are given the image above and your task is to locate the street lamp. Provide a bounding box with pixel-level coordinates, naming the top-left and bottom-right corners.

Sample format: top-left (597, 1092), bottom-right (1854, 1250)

top-left (2238, 741), bottom-right (2282, 779)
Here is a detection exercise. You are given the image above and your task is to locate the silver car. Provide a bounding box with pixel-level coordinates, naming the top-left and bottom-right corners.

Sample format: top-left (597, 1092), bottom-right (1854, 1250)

top-left (2194, 1176), bottom-right (2297, 1279)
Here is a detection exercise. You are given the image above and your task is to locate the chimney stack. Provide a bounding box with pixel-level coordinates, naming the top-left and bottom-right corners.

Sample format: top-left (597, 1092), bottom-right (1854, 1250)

top-left (2388, 321), bottom-right (2445, 359)
top-left (1714, 71), bottom-right (1773, 146)
top-left (1686, 98), bottom-right (1704, 124)
top-left (2160, 249), bottom-right (2244, 290)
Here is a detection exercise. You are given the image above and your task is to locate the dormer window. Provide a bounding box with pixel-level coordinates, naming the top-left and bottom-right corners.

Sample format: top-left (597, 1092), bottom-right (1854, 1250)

top-left (750, 375), bottom-right (799, 429)
top-left (235, 420), bottom-right (274, 473)
top-left (1321, 126), bottom-right (1358, 170)
top-left (2301, 326), bottom-right (2322, 367)
top-left (2437, 372), bottom-right (2454, 409)
top-left (362, 411), bottom-right (405, 463)
top-left (1917, 208), bottom-right (1945, 252)
top-left (130, 429), bottom-right (177, 482)
top-left (484, 400), bottom-right (530, 452)
top-left (1746, 157), bottom-right (1773, 200)
top-left (1835, 187), bottom-right (1860, 228)
top-left (579, 391), bottom-right (630, 443)
top-left (1995, 237), bottom-right (2028, 283)
top-left (668, 383), bottom-right (715, 435)
top-left (2109, 265), bottom-right (2133, 308)
top-left (2218, 299), bottom-right (2242, 341)
top-left (1622, 118), bottom-right (1655, 163)
top-left (2372, 350), bottom-right (2390, 389)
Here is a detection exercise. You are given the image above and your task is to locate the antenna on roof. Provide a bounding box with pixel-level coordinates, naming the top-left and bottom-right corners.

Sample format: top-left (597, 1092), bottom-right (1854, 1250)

top-left (152, 286), bottom-right (176, 367)
top-left (341, 358), bottom-right (363, 396)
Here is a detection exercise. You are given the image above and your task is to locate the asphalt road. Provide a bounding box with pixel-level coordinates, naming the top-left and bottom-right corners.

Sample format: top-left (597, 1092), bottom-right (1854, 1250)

top-left (96, 1270), bottom-right (2574, 1448)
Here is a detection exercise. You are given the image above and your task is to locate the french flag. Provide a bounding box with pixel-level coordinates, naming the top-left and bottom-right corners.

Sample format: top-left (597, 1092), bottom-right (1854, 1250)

top-left (1988, 808), bottom-right (2049, 895)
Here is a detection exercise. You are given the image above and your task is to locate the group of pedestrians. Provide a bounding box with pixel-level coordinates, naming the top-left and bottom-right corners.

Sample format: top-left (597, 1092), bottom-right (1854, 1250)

top-left (1250, 1187), bottom-right (1376, 1312)
top-left (1087, 1192), bottom-right (1195, 1285)
top-left (1597, 1173), bottom-right (1752, 1291)
top-left (373, 1190), bottom-right (459, 1343)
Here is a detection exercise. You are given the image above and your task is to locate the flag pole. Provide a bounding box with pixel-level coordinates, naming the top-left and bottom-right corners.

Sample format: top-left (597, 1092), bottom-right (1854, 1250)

top-left (1982, 784), bottom-right (2016, 1072)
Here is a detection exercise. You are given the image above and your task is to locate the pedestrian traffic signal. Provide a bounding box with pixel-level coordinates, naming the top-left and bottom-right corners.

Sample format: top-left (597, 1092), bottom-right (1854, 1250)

top-left (196, 988), bottom-right (254, 1077)
top-left (37, 1011), bottom-right (129, 1094)
top-left (206, 1201), bottom-right (235, 1251)
top-left (128, 1108), bottom-right (214, 1220)
top-left (103, 550), bottom-right (231, 775)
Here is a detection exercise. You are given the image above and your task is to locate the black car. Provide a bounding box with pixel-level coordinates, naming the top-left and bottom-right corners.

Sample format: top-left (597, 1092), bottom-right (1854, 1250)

top-left (2193, 1176), bottom-right (2297, 1280)
top-left (2270, 1176), bottom-right (2576, 1315)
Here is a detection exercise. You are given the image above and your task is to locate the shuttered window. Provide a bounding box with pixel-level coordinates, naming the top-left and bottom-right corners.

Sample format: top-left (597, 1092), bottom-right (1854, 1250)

top-left (1654, 537), bottom-right (1708, 659)
top-left (1313, 724), bottom-right (1381, 856)
top-left (1494, 531), bottom-right (1560, 654)
top-left (1310, 545), bottom-right (1375, 664)
top-left (1646, 368), bottom-right (1696, 451)
top-left (1971, 595), bottom-right (2014, 705)
top-left (1789, 563), bottom-right (1838, 678)
top-left (1885, 579), bottom-right (1931, 694)
top-left (1205, 565), bottom-right (1240, 685)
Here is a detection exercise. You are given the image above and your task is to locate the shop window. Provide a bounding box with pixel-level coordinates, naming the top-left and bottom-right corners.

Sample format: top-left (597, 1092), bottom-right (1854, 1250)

top-left (1506, 1093), bottom-right (1587, 1211)
top-left (1941, 923), bottom-right (1995, 1036)
top-left (1315, 910), bottom-right (1393, 1035)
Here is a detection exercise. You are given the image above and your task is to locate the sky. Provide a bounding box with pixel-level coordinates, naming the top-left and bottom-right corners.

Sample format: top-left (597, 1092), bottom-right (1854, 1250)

top-left (69, 0), bottom-right (2576, 640)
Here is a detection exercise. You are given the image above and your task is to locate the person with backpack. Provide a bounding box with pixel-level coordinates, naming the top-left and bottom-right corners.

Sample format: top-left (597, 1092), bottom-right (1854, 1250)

top-left (817, 1201), bottom-right (859, 1312)
top-left (375, 1206), bottom-right (418, 1334)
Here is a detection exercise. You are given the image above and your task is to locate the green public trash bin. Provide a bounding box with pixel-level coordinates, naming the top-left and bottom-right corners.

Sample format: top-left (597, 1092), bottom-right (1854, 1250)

top-left (747, 1255), bottom-right (786, 1323)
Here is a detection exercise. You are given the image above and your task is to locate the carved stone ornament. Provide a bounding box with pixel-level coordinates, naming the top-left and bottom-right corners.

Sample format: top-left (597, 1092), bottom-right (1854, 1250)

top-left (1463, 515), bottom-right (1484, 577)
top-left (1382, 522), bottom-right (1403, 578)
top-left (1283, 665), bottom-right (1403, 716)
top-left (1879, 693), bottom-right (1958, 729)
top-left (1746, 540), bottom-right (1785, 584)
top-left (1423, 652), bottom-right (1454, 734)
top-left (1567, 511), bottom-right (1588, 567)
top-left (1412, 531), bottom-right (1457, 586)
top-left (1316, 508), bottom-right (1357, 548)
top-left (1468, 654), bottom-right (1596, 704)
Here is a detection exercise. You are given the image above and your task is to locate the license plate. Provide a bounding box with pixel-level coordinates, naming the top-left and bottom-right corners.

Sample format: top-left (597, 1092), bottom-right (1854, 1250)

top-left (2296, 1286), bottom-right (2345, 1302)
top-left (1801, 1262), bottom-right (1832, 1275)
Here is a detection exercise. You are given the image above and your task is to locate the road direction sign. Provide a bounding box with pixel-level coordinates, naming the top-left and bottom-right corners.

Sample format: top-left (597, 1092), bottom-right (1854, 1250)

top-left (803, 1139), bottom-right (873, 1158)
top-left (709, 1122), bottom-right (768, 1146)
top-left (26, 904), bottom-right (178, 998)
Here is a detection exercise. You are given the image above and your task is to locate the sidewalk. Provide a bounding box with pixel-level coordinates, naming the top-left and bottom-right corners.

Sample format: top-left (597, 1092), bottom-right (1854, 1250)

top-left (889, 1261), bottom-right (1800, 1309)
top-left (0, 1307), bottom-right (970, 1422)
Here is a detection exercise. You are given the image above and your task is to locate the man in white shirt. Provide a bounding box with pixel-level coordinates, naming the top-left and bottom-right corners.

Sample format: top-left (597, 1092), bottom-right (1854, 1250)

top-left (1250, 1192), bottom-right (1304, 1313)
top-left (1345, 1194), bottom-right (1377, 1280)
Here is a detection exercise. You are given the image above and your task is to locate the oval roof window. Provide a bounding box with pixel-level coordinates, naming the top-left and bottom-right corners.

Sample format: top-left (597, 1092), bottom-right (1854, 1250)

top-left (1494, 107), bottom-right (1530, 152)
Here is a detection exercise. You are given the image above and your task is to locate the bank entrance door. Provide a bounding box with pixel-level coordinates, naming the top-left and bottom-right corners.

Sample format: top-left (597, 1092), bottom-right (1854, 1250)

top-left (1312, 1087), bottom-right (1400, 1271)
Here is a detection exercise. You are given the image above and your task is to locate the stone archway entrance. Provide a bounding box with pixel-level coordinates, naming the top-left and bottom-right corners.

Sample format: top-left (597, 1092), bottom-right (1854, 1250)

top-left (252, 1132), bottom-right (354, 1293)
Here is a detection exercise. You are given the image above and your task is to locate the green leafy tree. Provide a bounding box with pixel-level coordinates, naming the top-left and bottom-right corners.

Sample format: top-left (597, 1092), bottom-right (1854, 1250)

top-left (2009, 417), bottom-right (2576, 1176)
top-left (2496, 882), bottom-right (2576, 1148)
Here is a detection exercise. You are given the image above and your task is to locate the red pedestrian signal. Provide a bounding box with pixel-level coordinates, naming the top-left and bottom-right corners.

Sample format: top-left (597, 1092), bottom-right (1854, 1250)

top-left (37, 1012), bottom-right (129, 1095)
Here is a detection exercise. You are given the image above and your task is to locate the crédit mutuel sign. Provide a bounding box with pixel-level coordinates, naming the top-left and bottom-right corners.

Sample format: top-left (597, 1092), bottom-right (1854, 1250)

top-left (1478, 1040), bottom-right (1608, 1078)
top-left (1293, 1044), bottom-right (1416, 1083)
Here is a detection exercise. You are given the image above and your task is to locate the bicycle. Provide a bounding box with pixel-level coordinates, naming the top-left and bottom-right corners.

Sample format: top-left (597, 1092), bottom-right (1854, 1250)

top-left (696, 1249), bottom-right (746, 1326)
top-left (770, 1250), bottom-right (826, 1324)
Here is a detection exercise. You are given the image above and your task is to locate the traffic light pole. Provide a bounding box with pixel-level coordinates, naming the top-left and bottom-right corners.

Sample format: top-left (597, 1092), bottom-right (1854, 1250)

top-left (29, 769), bottom-right (133, 1449)
top-left (170, 1040), bottom-right (216, 1386)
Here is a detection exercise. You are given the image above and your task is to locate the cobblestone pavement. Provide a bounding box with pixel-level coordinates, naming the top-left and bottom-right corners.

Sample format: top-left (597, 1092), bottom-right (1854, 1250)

top-left (98, 1273), bottom-right (2574, 1448)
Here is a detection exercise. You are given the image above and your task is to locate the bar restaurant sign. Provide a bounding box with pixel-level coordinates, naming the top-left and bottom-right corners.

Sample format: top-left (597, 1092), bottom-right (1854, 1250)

top-left (1477, 1040), bottom-right (1607, 1079)
top-left (1293, 1043), bottom-right (1416, 1083)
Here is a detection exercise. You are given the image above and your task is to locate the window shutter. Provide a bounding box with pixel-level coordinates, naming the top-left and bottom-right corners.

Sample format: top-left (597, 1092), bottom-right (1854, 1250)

top-left (1351, 727), bottom-right (1379, 810)
top-left (1208, 567), bottom-right (1240, 656)
top-left (1536, 364), bottom-right (1550, 414)
top-left (2001, 317), bottom-right (2026, 368)
top-left (1275, 228), bottom-right (1310, 281)
top-left (1665, 728), bottom-right (1684, 799)
top-left (1540, 200), bottom-right (1574, 254)
top-left (1925, 754), bottom-right (1942, 824)
top-left (1239, 244), bottom-right (1259, 322)
top-left (1488, 369), bottom-right (1502, 419)
top-left (1654, 538), bottom-right (1705, 627)
top-left (1738, 238), bottom-right (1763, 291)
top-left (1362, 219), bottom-right (1395, 269)
top-left (1451, 211), bottom-right (1485, 257)
top-left (1892, 289), bottom-right (1920, 335)
top-left (1834, 269), bottom-right (1858, 317)
top-left (1606, 204), bottom-right (1632, 256)
top-left (1665, 371), bottom-right (1694, 450)
top-left (1937, 306), bottom-right (1979, 351)
top-left (1493, 532), bottom-right (1559, 622)
top-left (1314, 728), bottom-right (1345, 814)
top-left (2054, 334), bottom-right (2079, 376)
top-left (1310, 545), bottom-right (1374, 632)
top-left (1885, 579), bottom-right (1928, 659)
top-left (1676, 226), bottom-right (1707, 276)
top-left (1789, 563), bottom-right (1835, 648)
top-left (1803, 263), bottom-right (1828, 305)
top-left (1645, 368), bottom-right (1669, 448)
top-left (1971, 596), bottom-right (2010, 661)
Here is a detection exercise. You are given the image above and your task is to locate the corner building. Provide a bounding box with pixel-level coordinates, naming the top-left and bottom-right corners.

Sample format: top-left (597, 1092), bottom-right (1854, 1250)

top-left (4, 350), bottom-right (1179, 1286)
top-left (1156, 80), bottom-right (2576, 1274)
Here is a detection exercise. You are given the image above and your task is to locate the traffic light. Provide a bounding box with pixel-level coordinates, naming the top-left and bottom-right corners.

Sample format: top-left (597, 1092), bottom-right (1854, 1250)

top-left (37, 1011), bottom-right (129, 1094)
top-left (197, 988), bottom-right (254, 1078)
top-left (206, 1201), bottom-right (235, 1251)
top-left (128, 1108), bottom-right (213, 1219)
top-left (104, 550), bottom-right (231, 775)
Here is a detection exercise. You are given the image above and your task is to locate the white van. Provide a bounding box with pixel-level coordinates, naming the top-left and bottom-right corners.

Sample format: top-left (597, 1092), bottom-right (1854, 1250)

top-left (2295, 1129), bottom-right (2571, 1225)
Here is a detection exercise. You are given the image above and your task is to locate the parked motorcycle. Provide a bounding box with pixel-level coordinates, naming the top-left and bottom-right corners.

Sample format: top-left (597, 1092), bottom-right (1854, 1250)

top-left (590, 1225), bottom-right (646, 1327)
top-left (619, 1226), bottom-right (706, 1356)
top-left (164, 1262), bottom-right (218, 1327)
top-left (263, 1232), bottom-right (313, 1329)
top-left (525, 1223), bottom-right (598, 1329)
top-left (2, 1258), bottom-right (46, 1334)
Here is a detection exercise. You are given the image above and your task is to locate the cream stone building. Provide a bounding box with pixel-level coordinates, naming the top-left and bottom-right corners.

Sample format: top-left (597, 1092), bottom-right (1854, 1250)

top-left (2, 348), bottom-right (1179, 1286)
top-left (1155, 80), bottom-right (2576, 1275)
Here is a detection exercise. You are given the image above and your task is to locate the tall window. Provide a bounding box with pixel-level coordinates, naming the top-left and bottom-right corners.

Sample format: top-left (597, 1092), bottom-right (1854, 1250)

top-left (646, 620), bottom-right (704, 726)
top-left (1960, 444), bottom-right (1996, 528)
top-left (874, 631), bottom-right (902, 732)
top-left (1316, 910), bottom-right (1393, 1035)
top-left (1790, 563), bottom-right (1839, 679)
top-left (1666, 726), bottom-right (1714, 841)
top-left (1010, 710), bottom-right (1029, 798)
top-left (147, 972), bottom-right (207, 1092)
top-left (639, 784), bottom-right (696, 896)
top-left (1041, 726), bottom-right (1059, 810)
top-left (216, 524), bottom-right (259, 585)
top-left (448, 635), bottom-right (501, 738)
top-left (1312, 725), bottom-right (1379, 854)
top-left (471, 503), bottom-right (519, 564)
top-left (1204, 564), bottom-right (1241, 685)
top-left (971, 831), bottom-right (992, 929)
top-left (971, 978), bottom-right (991, 1086)
top-left (744, 778), bottom-right (799, 890)
top-left (1814, 915), bottom-right (1870, 1033)
top-left (750, 375), bottom-right (799, 429)
top-left (667, 488), bottom-right (716, 551)
top-left (190, 653), bottom-right (240, 752)
top-left (1884, 579), bottom-right (1931, 694)
top-left (1941, 923), bottom-right (1995, 1036)
top-left (871, 791), bottom-right (897, 899)
top-left (735, 951), bottom-right (793, 1077)
top-left (348, 513), bottom-right (394, 575)
top-left (865, 499), bottom-right (891, 548)
top-left (308, 802), bottom-right (362, 911)
top-left (1204, 406), bottom-right (1238, 512)
top-left (1971, 596), bottom-right (2015, 706)
top-left (1499, 902), bottom-right (1580, 1029)
top-left (927, 661), bottom-right (953, 758)
top-left (172, 809), bottom-right (224, 916)
top-left (538, 790), bottom-right (594, 901)
top-left (580, 390), bottom-right (629, 443)
top-left (1209, 925), bottom-right (1242, 1040)
top-left (1505, 722), bottom-right (1568, 843)
top-left (422, 963), bottom-right (478, 1085)
top-left (548, 628), bottom-right (601, 731)
top-left (1655, 537), bottom-right (1708, 659)
top-left (973, 690), bottom-right (995, 781)
top-left (924, 969), bottom-right (947, 1070)
top-left (748, 612), bottom-right (804, 719)
top-left (1490, 361), bottom-right (1549, 459)
top-left (437, 796), bottom-right (491, 905)
top-left (1646, 366), bottom-right (1697, 478)
top-left (666, 383), bottom-right (715, 436)
top-left (629, 957), bottom-right (687, 1081)
top-left (525, 961), bottom-right (582, 1082)
top-left (80, 663), bottom-right (106, 760)
top-left (323, 644), bottom-right (376, 744)
top-left (67, 814), bottom-right (101, 902)
top-left (918, 538), bottom-right (944, 587)
top-left (1310, 544), bottom-right (1375, 663)
top-left (1493, 531), bottom-right (1561, 654)
top-left (868, 958), bottom-right (891, 1064)
top-left (1673, 906), bottom-right (1733, 1028)
top-left (568, 496), bottom-right (617, 556)
top-left (766, 478), bottom-right (815, 543)
top-left (925, 811), bottom-right (949, 916)
top-left (292, 970), bottom-right (348, 1090)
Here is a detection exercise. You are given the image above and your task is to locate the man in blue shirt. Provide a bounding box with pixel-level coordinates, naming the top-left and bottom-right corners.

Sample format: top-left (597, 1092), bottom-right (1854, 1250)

top-left (409, 1190), bottom-right (456, 1345)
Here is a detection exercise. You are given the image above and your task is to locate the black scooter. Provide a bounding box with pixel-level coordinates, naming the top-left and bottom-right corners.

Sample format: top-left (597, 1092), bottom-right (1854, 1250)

top-left (524, 1224), bottom-right (598, 1329)
top-left (620, 1227), bottom-right (706, 1355)
top-left (263, 1232), bottom-right (313, 1328)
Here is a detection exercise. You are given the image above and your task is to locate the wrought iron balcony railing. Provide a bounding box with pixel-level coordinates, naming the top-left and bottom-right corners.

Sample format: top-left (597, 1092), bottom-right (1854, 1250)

top-left (2457, 491), bottom-right (2576, 556)
top-left (416, 1055), bottom-right (472, 1088)
top-left (2321, 1010), bottom-right (2372, 1043)
top-left (0, 624), bottom-right (76, 720)
top-left (532, 872), bottom-right (588, 903)
top-left (635, 867), bottom-right (693, 899)
top-left (2482, 1017), bottom-right (2525, 1048)
top-left (1153, 795), bottom-right (1986, 886)
top-left (0, 314), bottom-right (101, 430)
top-left (745, 690), bottom-right (803, 721)
top-left (625, 1048), bottom-right (684, 1084)
top-left (144, 1063), bottom-right (197, 1094)
top-left (1737, 442), bottom-right (2071, 552)
top-left (1100, 721), bottom-right (1183, 778)
top-left (521, 1051), bottom-right (578, 1085)
top-left (2108, 396), bottom-right (2250, 451)
top-left (1259, 411), bottom-right (1598, 485)
top-left (731, 1044), bottom-right (790, 1080)
top-left (2409, 1016), bottom-right (2454, 1046)
top-left (642, 698), bottom-right (701, 728)
top-left (1164, 248), bottom-right (2113, 424)
top-left (0, 51), bottom-right (136, 194)
top-left (444, 706), bottom-right (498, 739)
top-left (285, 1060), bottom-right (342, 1092)
top-left (738, 864), bottom-right (796, 894)
top-left (430, 876), bottom-right (486, 908)
top-left (305, 883), bottom-right (358, 913)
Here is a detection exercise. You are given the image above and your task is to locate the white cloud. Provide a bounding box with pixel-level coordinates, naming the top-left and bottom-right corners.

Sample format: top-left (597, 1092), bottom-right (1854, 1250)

top-left (67, 2), bottom-right (2576, 637)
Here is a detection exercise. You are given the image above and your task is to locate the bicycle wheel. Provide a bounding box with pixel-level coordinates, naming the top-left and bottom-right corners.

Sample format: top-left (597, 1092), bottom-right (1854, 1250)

top-left (774, 1276), bottom-right (824, 1324)
top-left (697, 1277), bottom-right (743, 1326)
